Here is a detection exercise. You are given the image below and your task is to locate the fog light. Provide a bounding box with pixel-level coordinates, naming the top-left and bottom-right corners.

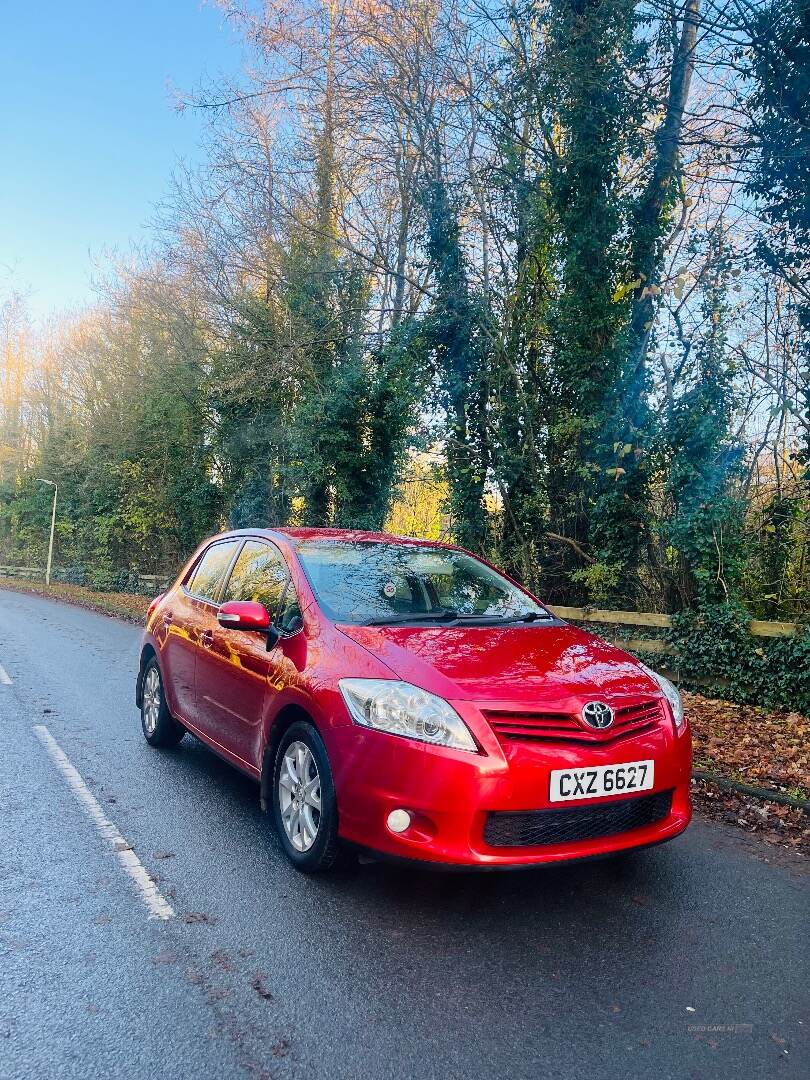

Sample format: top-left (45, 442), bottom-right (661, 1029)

top-left (387, 809), bottom-right (411, 834)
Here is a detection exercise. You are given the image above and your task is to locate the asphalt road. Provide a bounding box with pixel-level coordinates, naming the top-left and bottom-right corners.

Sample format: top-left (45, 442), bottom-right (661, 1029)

top-left (0, 588), bottom-right (807, 1080)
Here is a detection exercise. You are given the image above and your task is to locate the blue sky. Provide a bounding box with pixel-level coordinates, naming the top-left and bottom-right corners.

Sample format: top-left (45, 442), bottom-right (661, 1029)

top-left (1, 1), bottom-right (243, 320)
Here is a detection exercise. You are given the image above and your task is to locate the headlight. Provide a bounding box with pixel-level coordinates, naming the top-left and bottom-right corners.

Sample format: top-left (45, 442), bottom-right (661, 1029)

top-left (339, 678), bottom-right (478, 752)
top-left (640, 664), bottom-right (685, 731)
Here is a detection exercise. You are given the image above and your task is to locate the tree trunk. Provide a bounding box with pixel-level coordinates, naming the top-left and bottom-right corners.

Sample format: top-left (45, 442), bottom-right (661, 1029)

top-left (626, 0), bottom-right (701, 383)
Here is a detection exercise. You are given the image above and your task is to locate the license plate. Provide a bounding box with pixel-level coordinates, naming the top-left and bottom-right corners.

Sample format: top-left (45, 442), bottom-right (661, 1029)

top-left (549, 759), bottom-right (654, 803)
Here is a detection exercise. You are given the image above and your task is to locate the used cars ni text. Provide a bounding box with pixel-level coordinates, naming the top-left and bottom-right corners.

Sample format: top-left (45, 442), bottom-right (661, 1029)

top-left (136, 528), bottom-right (691, 871)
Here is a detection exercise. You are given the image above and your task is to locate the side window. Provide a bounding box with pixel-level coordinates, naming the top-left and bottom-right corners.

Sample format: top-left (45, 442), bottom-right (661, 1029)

top-left (221, 540), bottom-right (289, 619)
top-left (186, 541), bottom-right (240, 602)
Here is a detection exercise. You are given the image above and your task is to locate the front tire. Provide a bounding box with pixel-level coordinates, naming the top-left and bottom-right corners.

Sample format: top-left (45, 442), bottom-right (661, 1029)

top-left (272, 721), bottom-right (341, 872)
top-left (141, 657), bottom-right (185, 748)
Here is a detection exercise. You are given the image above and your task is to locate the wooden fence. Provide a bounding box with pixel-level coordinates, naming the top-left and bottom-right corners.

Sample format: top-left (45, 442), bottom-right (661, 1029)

top-left (0, 565), bottom-right (171, 592)
top-left (549, 607), bottom-right (806, 689)
top-left (549, 605), bottom-right (802, 660)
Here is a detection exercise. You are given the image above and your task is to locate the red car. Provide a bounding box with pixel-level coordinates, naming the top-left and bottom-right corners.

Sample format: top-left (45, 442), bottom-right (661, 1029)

top-left (136, 528), bottom-right (691, 872)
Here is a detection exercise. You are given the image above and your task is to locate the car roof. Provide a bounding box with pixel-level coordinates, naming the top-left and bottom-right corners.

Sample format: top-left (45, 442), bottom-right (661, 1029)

top-left (198, 527), bottom-right (457, 551)
top-left (268, 527), bottom-right (449, 547)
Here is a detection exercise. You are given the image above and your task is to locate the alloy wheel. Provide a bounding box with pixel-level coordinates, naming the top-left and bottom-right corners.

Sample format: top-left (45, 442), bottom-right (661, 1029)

top-left (143, 666), bottom-right (161, 735)
top-left (278, 740), bottom-right (321, 852)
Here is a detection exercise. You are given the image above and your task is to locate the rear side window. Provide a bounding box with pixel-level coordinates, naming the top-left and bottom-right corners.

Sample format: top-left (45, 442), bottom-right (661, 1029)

top-left (186, 541), bottom-right (240, 602)
top-left (221, 540), bottom-right (290, 619)
top-left (277, 582), bottom-right (304, 636)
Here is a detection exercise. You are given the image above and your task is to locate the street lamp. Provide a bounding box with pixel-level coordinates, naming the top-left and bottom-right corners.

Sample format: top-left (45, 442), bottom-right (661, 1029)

top-left (35, 478), bottom-right (58, 586)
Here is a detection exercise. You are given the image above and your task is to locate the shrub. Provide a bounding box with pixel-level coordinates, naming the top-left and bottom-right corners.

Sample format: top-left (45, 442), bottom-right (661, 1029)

top-left (53, 565), bottom-right (88, 586)
top-left (668, 602), bottom-right (810, 713)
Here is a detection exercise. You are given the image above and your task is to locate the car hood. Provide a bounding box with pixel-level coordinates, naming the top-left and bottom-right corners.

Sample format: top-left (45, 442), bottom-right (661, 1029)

top-left (337, 621), bottom-right (660, 706)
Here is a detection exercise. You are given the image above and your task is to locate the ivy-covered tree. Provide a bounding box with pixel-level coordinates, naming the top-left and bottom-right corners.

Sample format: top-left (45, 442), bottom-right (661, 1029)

top-left (483, 9), bottom-right (555, 590)
top-left (541, 0), bottom-right (649, 603)
top-left (212, 294), bottom-right (297, 529)
top-left (486, 0), bottom-right (651, 602)
top-left (421, 175), bottom-right (491, 553)
top-left (747, 0), bottom-right (810, 473)
top-left (662, 229), bottom-right (747, 609)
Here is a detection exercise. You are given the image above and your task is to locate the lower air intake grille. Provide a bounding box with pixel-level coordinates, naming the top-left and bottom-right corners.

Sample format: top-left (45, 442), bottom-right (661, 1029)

top-left (484, 789), bottom-right (674, 848)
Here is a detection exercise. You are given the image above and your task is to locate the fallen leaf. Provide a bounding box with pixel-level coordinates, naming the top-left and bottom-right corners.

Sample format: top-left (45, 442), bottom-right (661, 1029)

top-left (251, 973), bottom-right (274, 1002)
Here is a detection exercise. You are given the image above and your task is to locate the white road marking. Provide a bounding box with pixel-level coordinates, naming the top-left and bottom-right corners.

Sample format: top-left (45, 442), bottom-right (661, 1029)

top-left (0, 664), bottom-right (12, 685)
top-left (33, 724), bottom-right (174, 920)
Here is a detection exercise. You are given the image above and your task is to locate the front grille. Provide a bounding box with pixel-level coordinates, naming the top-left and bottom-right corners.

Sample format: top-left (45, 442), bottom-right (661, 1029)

top-left (483, 789), bottom-right (674, 848)
top-left (485, 711), bottom-right (583, 740)
top-left (484, 699), bottom-right (663, 745)
top-left (614, 699), bottom-right (661, 732)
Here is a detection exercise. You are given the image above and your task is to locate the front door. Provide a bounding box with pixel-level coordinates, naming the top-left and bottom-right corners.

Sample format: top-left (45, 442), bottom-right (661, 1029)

top-left (161, 538), bottom-right (241, 724)
top-left (195, 539), bottom-right (292, 771)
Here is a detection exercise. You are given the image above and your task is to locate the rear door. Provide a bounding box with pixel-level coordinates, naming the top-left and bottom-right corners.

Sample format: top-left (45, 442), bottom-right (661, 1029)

top-left (194, 539), bottom-right (293, 770)
top-left (161, 539), bottom-right (240, 726)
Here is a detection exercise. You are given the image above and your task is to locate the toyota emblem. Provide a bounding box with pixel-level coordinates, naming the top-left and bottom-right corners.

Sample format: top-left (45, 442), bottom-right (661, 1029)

top-left (582, 701), bottom-right (614, 730)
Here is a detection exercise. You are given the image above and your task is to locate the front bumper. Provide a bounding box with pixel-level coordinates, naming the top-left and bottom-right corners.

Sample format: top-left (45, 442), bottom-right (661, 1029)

top-left (331, 705), bottom-right (692, 868)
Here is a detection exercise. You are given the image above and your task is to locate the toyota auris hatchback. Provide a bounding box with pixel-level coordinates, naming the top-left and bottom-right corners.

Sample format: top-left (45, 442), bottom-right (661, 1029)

top-left (137, 529), bottom-right (691, 871)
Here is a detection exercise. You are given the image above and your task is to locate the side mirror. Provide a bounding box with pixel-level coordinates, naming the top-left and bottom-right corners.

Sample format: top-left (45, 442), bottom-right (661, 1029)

top-left (147, 593), bottom-right (165, 619)
top-left (217, 600), bottom-right (271, 632)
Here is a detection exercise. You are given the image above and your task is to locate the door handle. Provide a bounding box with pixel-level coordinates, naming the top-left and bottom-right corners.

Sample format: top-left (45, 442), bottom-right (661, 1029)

top-left (201, 629), bottom-right (214, 649)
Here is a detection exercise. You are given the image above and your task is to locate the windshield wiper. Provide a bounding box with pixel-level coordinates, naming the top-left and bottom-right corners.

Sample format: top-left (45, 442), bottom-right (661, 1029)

top-left (442, 610), bottom-right (555, 625)
top-left (361, 608), bottom-right (555, 628)
top-left (362, 608), bottom-right (461, 626)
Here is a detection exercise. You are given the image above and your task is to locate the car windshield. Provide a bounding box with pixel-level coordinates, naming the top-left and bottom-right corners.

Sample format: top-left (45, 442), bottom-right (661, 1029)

top-left (295, 540), bottom-right (550, 626)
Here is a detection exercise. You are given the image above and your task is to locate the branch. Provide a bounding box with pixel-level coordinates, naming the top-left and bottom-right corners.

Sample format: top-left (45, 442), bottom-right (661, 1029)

top-left (545, 532), bottom-right (595, 564)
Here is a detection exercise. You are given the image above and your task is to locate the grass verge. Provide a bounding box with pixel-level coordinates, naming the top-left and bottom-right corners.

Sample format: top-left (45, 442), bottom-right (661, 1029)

top-left (0, 577), bottom-right (151, 623)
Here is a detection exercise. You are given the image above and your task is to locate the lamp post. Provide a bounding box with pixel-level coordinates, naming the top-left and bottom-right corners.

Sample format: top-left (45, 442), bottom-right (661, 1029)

top-left (35, 479), bottom-right (58, 586)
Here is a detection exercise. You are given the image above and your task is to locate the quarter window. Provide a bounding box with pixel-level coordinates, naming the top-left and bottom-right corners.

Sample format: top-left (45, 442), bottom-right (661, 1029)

top-left (186, 541), bottom-right (240, 602)
top-left (221, 540), bottom-right (290, 619)
top-left (277, 583), bottom-right (304, 636)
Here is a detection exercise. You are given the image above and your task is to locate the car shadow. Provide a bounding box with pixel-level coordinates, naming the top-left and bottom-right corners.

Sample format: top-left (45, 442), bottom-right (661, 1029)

top-left (162, 731), bottom-right (688, 934)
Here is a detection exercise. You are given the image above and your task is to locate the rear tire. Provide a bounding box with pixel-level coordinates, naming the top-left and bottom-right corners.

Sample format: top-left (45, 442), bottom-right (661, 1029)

top-left (141, 657), bottom-right (185, 748)
top-left (272, 721), bottom-right (342, 873)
